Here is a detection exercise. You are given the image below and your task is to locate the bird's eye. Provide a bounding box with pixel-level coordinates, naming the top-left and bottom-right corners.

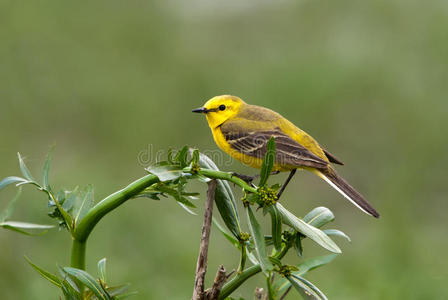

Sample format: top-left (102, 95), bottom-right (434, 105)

top-left (219, 104), bottom-right (226, 111)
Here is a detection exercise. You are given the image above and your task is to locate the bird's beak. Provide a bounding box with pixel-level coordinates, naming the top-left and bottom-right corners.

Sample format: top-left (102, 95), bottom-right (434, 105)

top-left (192, 107), bottom-right (208, 113)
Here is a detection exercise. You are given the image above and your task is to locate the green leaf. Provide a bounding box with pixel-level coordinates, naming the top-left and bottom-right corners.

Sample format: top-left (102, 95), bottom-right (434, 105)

top-left (195, 150), bottom-right (241, 239)
top-left (61, 279), bottom-right (81, 300)
top-left (213, 218), bottom-right (240, 249)
top-left (0, 187), bottom-right (22, 222)
top-left (295, 254), bottom-right (338, 276)
top-left (287, 275), bottom-right (321, 300)
top-left (105, 283), bottom-right (131, 297)
top-left (25, 256), bottom-right (62, 287)
top-left (268, 205), bottom-right (282, 251)
top-left (73, 185), bottom-right (94, 226)
top-left (177, 202), bottom-right (197, 215)
top-left (191, 149), bottom-right (200, 165)
top-left (17, 152), bottom-right (36, 182)
top-left (42, 147), bottom-right (54, 190)
top-left (146, 162), bottom-right (184, 182)
top-left (294, 233), bottom-right (303, 257)
top-left (303, 207), bottom-right (334, 228)
top-left (174, 146), bottom-right (189, 167)
top-left (323, 229), bottom-right (351, 242)
top-left (0, 176), bottom-right (27, 192)
top-left (98, 258), bottom-right (107, 282)
top-left (246, 206), bottom-right (273, 275)
top-left (62, 187), bottom-right (79, 212)
top-left (276, 203), bottom-right (341, 253)
top-left (290, 274), bottom-right (328, 300)
top-left (259, 137), bottom-right (275, 187)
top-left (1, 221), bottom-right (54, 235)
top-left (63, 267), bottom-right (109, 300)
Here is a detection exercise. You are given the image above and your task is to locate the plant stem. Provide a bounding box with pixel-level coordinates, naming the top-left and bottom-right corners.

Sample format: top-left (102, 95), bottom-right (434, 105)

top-left (70, 239), bottom-right (86, 292)
top-left (218, 245), bottom-right (290, 299)
top-left (73, 174), bottom-right (159, 242)
top-left (70, 239), bottom-right (86, 270)
top-left (192, 180), bottom-right (217, 300)
top-left (185, 167), bottom-right (258, 194)
top-left (69, 173), bottom-right (159, 282)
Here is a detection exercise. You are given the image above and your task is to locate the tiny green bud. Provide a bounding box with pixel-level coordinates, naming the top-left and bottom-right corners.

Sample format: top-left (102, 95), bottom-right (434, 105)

top-left (190, 163), bottom-right (200, 174)
top-left (239, 232), bottom-right (251, 242)
top-left (277, 265), bottom-right (299, 277)
top-left (257, 186), bottom-right (278, 206)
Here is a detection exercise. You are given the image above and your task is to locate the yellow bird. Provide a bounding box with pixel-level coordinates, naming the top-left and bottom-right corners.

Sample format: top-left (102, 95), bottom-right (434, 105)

top-left (193, 95), bottom-right (379, 218)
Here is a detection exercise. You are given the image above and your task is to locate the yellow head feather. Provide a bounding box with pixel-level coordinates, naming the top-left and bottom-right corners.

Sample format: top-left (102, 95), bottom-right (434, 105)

top-left (202, 95), bottom-right (245, 128)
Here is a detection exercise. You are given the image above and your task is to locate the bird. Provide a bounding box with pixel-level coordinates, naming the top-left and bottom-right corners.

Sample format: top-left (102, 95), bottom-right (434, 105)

top-left (192, 95), bottom-right (379, 218)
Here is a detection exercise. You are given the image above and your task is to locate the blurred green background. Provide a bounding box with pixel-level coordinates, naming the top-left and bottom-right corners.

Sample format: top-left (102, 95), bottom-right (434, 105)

top-left (1, 0), bottom-right (447, 299)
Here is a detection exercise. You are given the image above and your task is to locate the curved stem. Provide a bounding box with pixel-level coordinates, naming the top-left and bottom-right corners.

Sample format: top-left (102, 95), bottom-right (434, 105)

top-left (219, 245), bottom-right (290, 299)
top-left (70, 174), bottom-right (159, 274)
top-left (73, 174), bottom-right (159, 242)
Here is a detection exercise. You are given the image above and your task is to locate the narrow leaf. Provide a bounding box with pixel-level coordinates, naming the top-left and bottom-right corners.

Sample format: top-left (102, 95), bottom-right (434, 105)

top-left (61, 280), bottom-right (81, 300)
top-left (17, 153), bottom-right (36, 182)
top-left (146, 162), bottom-right (184, 182)
top-left (42, 147), bottom-right (54, 190)
top-left (177, 201), bottom-right (197, 215)
top-left (323, 229), bottom-right (351, 242)
top-left (191, 149), bottom-right (200, 165)
top-left (213, 218), bottom-right (240, 249)
top-left (174, 146), bottom-right (189, 167)
top-left (195, 150), bottom-right (241, 239)
top-left (0, 176), bottom-right (27, 192)
top-left (268, 205), bottom-right (282, 251)
top-left (291, 274), bottom-right (328, 300)
top-left (303, 207), bottom-right (334, 228)
top-left (25, 256), bottom-right (62, 287)
top-left (63, 267), bottom-right (108, 300)
top-left (105, 283), bottom-right (130, 296)
top-left (276, 204), bottom-right (341, 253)
top-left (73, 185), bottom-right (94, 225)
top-left (246, 206), bottom-right (273, 275)
top-left (98, 258), bottom-right (107, 282)
top-left (0, 187), bottom-right (22, 222)
top-left (295, 254), bottom-right (338, 276)
top-left (259, 137), bottom-right (276, 187)
top-left (287, 275), bottom-right (321, 300)
top-left (294, 233), bottom-right (303, 257)
top-left (1, 221), bottom-right (54, 235)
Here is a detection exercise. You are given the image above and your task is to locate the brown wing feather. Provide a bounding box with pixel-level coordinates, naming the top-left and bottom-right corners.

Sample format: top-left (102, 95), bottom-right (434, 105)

top-left (323, 148), bottom-right (344, 165)
top-left (221, 124), bottom-right (328, 170)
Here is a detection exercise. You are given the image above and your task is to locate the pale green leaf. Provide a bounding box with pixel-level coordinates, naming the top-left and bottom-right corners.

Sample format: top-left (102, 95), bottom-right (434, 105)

top-left (276, 204), bottom-right (341, 253)
top-left (246, 206), bottom-right (273, 275)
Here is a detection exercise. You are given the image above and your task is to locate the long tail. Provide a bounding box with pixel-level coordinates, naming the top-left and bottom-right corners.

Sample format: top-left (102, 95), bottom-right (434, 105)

top-left (312, 168), bottom-right (380, 218)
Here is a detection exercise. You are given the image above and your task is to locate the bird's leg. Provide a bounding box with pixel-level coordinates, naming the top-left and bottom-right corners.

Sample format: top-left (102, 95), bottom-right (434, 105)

top-left (276, 169), bottom-right (297, 199)
top-left (232, 171), bottom-right (281, 184)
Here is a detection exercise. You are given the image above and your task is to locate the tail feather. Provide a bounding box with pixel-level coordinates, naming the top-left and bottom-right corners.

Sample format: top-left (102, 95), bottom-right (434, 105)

top-left (313, 168), bottom-right (380, 218)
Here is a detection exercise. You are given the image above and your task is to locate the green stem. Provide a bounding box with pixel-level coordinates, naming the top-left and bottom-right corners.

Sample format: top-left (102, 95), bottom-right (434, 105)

top-left (70, 239), bottom-right (86, 292)
top-left (73, 174), bottom-right (159, 242)
top-left (185, 167), bottom-right (258, 194)
top-left (70, 239), bottom-right (86, 270)
top-left (219, 245), bottom-right (290, 299)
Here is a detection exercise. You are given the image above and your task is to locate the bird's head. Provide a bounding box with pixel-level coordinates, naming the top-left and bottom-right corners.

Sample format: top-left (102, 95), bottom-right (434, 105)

top-left (192, 95), bottom-right (245, 128)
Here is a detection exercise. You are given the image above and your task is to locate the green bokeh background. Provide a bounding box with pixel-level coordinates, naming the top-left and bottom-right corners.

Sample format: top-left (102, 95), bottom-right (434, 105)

top-left (1, 0), bottom-right (447, 299)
